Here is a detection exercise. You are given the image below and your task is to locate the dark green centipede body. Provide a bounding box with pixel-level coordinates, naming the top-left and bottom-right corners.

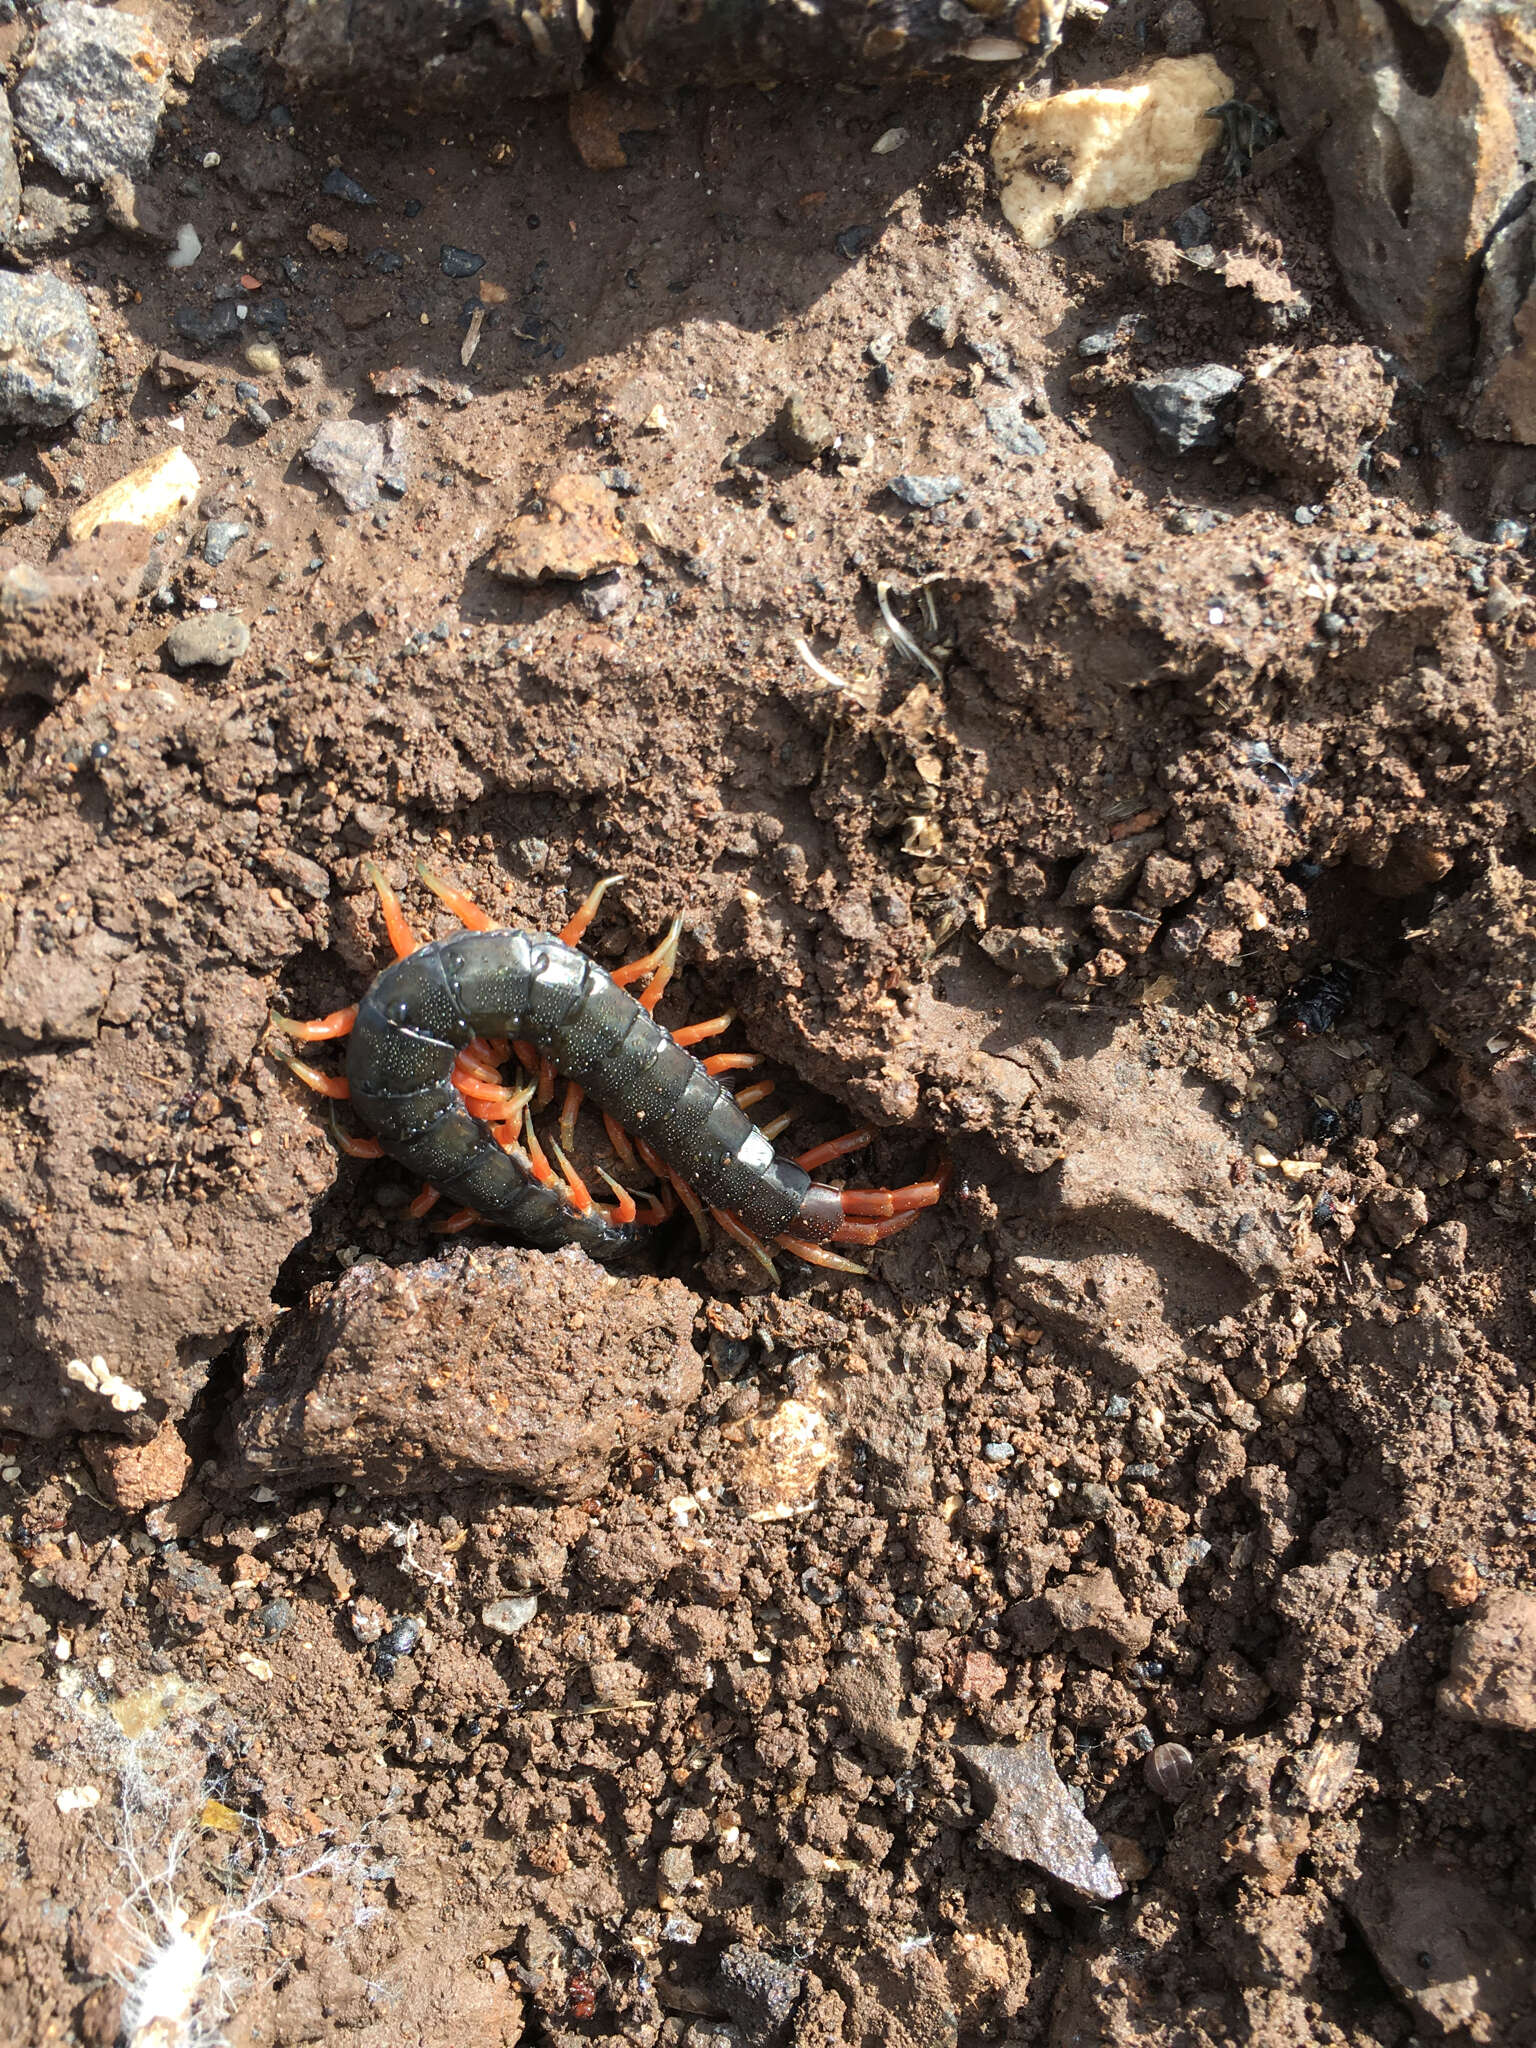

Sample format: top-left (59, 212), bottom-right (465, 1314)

top-left (346, 930), bottom-right (837, 1257)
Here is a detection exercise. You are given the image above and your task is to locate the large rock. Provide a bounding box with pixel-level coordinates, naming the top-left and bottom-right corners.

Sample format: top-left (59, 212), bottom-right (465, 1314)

top-left (230, 1244), bottom-right (703, 1497)
top-left (1216, 0), bottom-right (1529, 382)
top-left (0, 270), bottom-right (100, 426)
top-left (14, 2), bottom-right (169, 184)
top-left (1470, 202), bottom-right (1536, 443)
top-left (0, 92), bottom-right (20, 241)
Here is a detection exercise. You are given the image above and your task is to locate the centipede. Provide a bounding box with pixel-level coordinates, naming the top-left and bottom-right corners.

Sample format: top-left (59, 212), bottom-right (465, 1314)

top-left (269, 861), bottom-right (948, 1281)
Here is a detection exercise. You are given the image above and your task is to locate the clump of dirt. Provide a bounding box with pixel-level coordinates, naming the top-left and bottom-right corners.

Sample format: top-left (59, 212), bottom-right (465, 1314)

top-left (1, 5), bottom-right (1534, 2046)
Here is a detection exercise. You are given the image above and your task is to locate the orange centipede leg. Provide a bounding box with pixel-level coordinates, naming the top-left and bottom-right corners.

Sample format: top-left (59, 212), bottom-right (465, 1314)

top-left (559, 1080), bottom-right (585, 1153)
top-left (734, 1080), bottom-right (775, 1111)
top-left (839, 1177), bottom-right (948, 1219)
top-left (513, 1039), bottom-right (541, 1076)
top-left (281, 1055), bottom-right (350, 1100)
top-left (269, 1004), bottom-right (358, 1043)
top-left (612, 917), bottom-right (682, 995)
top-left (795, 1129), bottom-right (874, 1173)
top-left (418, 864), bottom-right (498, 932)
top-left (602, 1113), bottom-right (638, 1168)
top-left (672, 1011), bottom-right (734, 1048)
top-left (407, 1184), bottom-right (441, 1219)
top-left (758, 1112), bottom-right (793, 1143)
top-left (775, 1233), bottom-right (869, 1276)
top-left (522, 1106), bottom-right (557, 1187)
top-left (361, 861), bottom-right (419, 960)
top-left (536, 1055), bottom-right (556, 1110)
top-left (549, 1140), bottom-right (595, 1216)
top-left (560, 875), bottom-right (624, 947)
top-left (710, 1207), bottom-right (780, 1282)
top-left (702, 1052), bottom-right (760, 1077)
top-left (328, 1108), bottom-right (384, 1160)
top-left (594, 1167), bottom-right (637, 1227)
top-left (664, 1167), bottom-right (709, 1245)
top-left (828, 1211), bottom-right (920, 1247)
top-left (434, 1207), bottom-right (481, 1234)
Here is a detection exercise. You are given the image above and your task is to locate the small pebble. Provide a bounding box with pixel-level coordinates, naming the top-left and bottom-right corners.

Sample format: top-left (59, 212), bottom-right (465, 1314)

top-left (1170, 203), bottom-right (1214, 249)
top-left (323, 168), bottom-right (376, 206)
top-left (164, 612), bottom-right (250, 668)
top-left (1490, 517), bottom-right (1529, 549)
top-left (889, 473), bottom-right (964, 509)
top-left (166, 223), bottom-right (201, 270)
top-left (835, 223), bottom-right (876, 261)
top-left (481, 1595), bottom-right (539, 1636)
top-left (243, 340), bottom-right (281, 376)
top-left (1146, 1746), bottom-right (1195, 1801)
top-left (368, 247), bottom-right (404, 274)
top-left (440, 244), bottom-right (485, 278)
top-left (201, 518), bottom-right (249, 565)
top-left (982, 1441), bottom-right (1013, 1463)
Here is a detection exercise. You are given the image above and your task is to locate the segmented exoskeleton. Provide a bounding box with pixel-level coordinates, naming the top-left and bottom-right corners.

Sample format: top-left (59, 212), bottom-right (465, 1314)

top-left (271, 863), bottom-right (946, 1279)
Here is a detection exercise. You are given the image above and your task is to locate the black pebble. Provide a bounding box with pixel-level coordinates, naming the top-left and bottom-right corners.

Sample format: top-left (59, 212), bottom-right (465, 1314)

top-left (1278, 961), bottom-right (1355, 1038)
top-left (440, 244), bottom-right (485, 278)
top-left (323, 168), bottom-right (376, 206)
top-left (369, 248), bottom-right (404, 275)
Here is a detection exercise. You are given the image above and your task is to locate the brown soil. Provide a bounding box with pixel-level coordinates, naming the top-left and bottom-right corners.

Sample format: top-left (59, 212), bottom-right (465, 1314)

top-left (2, 10), bottom-right (1535, 2048)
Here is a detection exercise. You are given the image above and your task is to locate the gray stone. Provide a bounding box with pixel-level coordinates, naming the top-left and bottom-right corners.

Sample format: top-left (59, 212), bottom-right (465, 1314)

top-left (1220, 0), bottom-right (1528, 383)
top-left (981, 397), bottom-right (1047, 457)
top-left (578, 568), bottom-right (628, 620)
top-left (889, 472), bottom-right (964, 508)
top-left (979, 925), bottom-right (1071, 988)
top-left (0, 269), bottom-right (100, 426)
top-left (202, 519), bottom-right (249, 566)
top-left (717, 1945), bottom-right (804, 2048)
top-left (304, 417), bottom-right (409, 512)
top-left (165, 612), bottom-right (250, 668)
top-left (1132, 364), bottom-right (1243, 455)
top-left (15, 2), bottom-right (169, 184)
top-left (6, 184), bottom-right (102, 255)
top-left (0, 92), bottom-right (20, 241)
top-left (956, 1738), bottom-right (1124, 1902)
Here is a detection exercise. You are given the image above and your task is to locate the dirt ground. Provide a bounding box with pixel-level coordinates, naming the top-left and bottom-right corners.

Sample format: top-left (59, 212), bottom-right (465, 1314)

top-left (2, 4), bottom-right (1535, 2045)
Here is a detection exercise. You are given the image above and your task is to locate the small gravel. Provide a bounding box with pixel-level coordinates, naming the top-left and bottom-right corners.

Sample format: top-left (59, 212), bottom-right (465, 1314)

top-left (889, 473), bottom-right (964, 509)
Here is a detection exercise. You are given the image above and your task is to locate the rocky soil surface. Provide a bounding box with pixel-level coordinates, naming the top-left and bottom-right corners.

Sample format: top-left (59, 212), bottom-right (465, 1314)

top-left (1, 3), bottom-right (1534, 2046)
